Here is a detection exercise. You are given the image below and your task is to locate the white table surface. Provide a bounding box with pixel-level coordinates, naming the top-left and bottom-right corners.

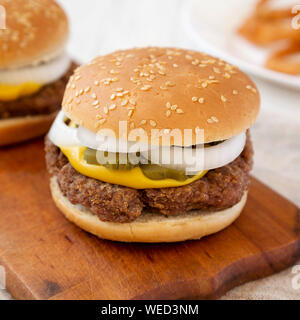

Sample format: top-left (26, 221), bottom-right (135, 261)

top-left (1, 0), bottom-right (299, 300)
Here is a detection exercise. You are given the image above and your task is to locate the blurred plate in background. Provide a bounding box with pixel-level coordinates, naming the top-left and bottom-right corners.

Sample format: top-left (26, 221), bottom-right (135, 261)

top-left (183, 0), bottom-right (300, 90)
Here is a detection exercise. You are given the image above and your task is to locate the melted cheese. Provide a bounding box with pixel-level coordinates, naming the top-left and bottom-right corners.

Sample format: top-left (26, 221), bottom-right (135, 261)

top-left (0, 83), bottom-right (42, 101)
top-left (60, 146), bottom-right (207, 189)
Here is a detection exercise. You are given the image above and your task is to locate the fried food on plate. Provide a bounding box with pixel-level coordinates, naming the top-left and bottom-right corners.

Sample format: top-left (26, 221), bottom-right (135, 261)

top-left (238, 0), bottom-right (300, 75)
top-left (265, 43), bottom-right (300, 75)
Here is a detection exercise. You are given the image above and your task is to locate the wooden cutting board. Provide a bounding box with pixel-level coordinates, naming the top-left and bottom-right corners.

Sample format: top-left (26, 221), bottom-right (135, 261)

top-left (0, 138), bottom-right (299, 300)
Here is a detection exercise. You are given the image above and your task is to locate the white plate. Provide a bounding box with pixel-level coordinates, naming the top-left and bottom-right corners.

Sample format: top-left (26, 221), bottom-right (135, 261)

top-left (183, 0), bottom-right (300, 90)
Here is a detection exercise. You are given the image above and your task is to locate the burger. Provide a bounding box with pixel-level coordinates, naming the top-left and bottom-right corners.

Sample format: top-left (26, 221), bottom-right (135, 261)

top-left (46, 47), bottom-right (260, 243)
top-left (0, 0), bottom-right (76, 146)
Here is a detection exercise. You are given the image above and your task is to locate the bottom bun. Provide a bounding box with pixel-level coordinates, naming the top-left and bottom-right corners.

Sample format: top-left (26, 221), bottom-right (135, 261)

top-left (50, 177), bottom-right (247, 243)
top-left (0, 112), bottom-right (57, 146)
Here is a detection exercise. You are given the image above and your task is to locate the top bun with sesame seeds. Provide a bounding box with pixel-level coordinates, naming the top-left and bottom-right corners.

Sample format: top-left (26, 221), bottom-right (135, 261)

top-left (0, 0), bottom-right (68, 69)
top-left (62, 47), bottom-right (260, 145)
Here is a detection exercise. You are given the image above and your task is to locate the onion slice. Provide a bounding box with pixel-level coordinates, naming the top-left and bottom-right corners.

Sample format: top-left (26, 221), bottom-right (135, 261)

top-left (48, 111), bottom-right (79, 147)
top-left (77, 125), bottom-right (151, 153)
top-left (0, 53), bottom-right (71, 85)
top-left (142, 133), bottom-right (246, 173)
top-left (49, 111), bottom-right (152, 152)
top-left (49, 111), bottom-right (247, 172)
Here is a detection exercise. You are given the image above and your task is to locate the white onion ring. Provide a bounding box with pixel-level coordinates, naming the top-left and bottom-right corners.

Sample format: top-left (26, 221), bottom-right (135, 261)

top-left (141, 133), bottom-right (246, 173)
top-left (49, 111), bottom-right (246, 172)
top-left (48, 111), bottom-right (79, 147)
top-left (0, 53), bottom-right (71, 85)
top-left (77, 125), bottom-right (151, 153)
top-left (49, 111), bottom-right (152, 152)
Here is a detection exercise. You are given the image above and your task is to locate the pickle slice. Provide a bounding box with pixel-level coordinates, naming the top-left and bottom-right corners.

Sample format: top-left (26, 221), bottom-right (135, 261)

top-left (83, 148), bottom-right (137, 170)
top-left (84, 148), bottom-right (194, 181)
top-left (83, 148), bottom-right (99, 165)
top-left (140, 164), bottom-right (193, 181)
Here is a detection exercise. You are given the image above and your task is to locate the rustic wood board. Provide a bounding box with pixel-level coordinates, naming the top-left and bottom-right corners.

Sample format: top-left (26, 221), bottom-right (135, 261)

top-left (0, 138), bottom-right (299, 300)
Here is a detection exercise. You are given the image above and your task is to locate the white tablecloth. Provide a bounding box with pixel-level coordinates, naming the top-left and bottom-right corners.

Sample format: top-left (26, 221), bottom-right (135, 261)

top-left (1, 0), bottom-right (299, 300)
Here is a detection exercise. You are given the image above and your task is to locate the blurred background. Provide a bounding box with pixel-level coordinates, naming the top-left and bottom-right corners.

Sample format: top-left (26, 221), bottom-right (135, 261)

top-left (55, 0), bottom-right (300, 299)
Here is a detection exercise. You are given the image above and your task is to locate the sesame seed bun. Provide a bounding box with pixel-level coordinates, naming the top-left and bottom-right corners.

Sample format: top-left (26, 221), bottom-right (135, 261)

top-left (0, 0), bottom-right (68, 69)
top-left (0, 112), bottom-right (57, 146)
top-left (62, 47), bottom-right (260, 145)
top-left (50, 176), bottom-right (247, 243)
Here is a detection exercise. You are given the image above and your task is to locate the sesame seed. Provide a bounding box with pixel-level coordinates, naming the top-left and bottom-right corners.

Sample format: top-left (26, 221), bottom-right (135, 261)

top-left (84, 86), bottom-right (91, 93)
top-left (192, 97), bottom-right (198, 102)
top-left (221, 95), bottom-right (227, 102)
top-left (171, 104), bottom-right (178, 111)
top-left (166, 110), bottom-right (171, 117)
top-left (207, 116), bottom-right (219, 124)
top-left (246, 85), bottom-right (257, 93)
top-left (94, 80), bottom-right (100, 86)
top-left (160, 85), bottom-right (168, 90)
top-left (166, 102), bottom-right (171, 108)
top-left (198, 97), bottom-right (205, 104)
top-left (110, 69), bottom-right (119, 75)
top-left (92, 100), bottom-right (99, 106)
top-left (91, 93), bottom-right (97, 100)
top-left (173, 63), bottom-right (178, 68)
top-left (140, 120), bottom-right (147, 125)
top-left (201, 81), bottom-right (208, 88)
top-left (149, 120), bottom-right (157, 127)
top-left (110, 93), bottom-right (116, 100)
top-left (140, 85), bottom-right (152, 91)
top-left (165, 81), bottom-right (175, 87)
top-left (224, 73), bottom-right (231, 79)
top-left (116, 87), bottom-right (123, 92)
top-left (233, 90), bottom-right (238, 95)
top-left (109, 104), bottom-right (116, 110)
top-left (158, 70), bottom-right (166, 75)
top-left (176, 108), bottom-right (184, 114)
top-left (104, 107), bottom-right (108, 114)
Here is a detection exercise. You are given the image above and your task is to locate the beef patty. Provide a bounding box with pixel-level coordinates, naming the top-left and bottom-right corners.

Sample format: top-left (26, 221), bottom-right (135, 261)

top-left (0, 63), bottom-right (77, 119)
top-left (45, 132), bottom-right (253, 223)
